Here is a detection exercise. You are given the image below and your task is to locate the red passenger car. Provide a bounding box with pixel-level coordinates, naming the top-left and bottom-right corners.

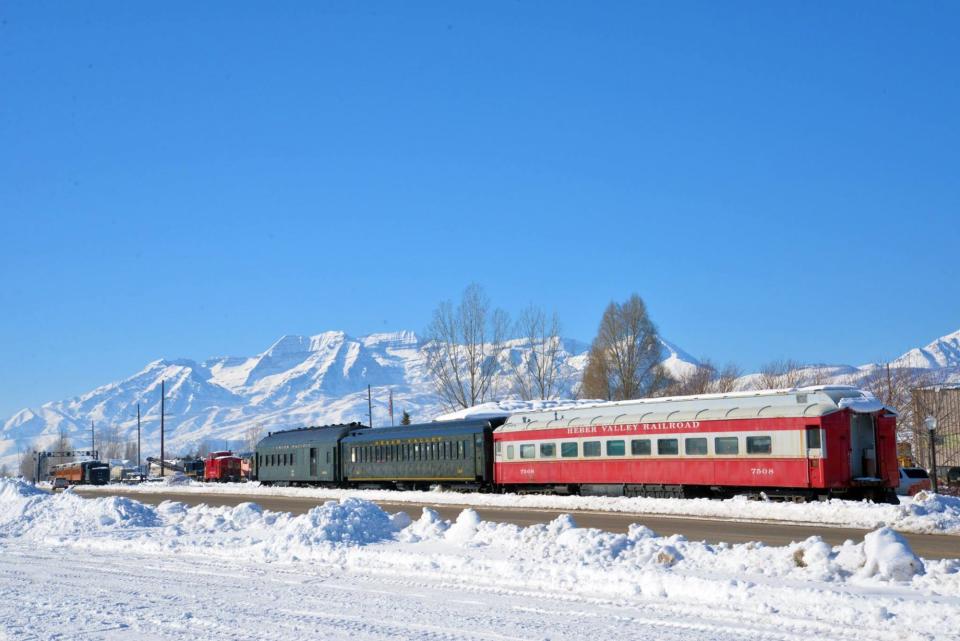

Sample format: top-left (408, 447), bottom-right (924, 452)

top-left (493, 386), bottom-right (899, 502)
top-left (204, 451), bottom-right (242, 483)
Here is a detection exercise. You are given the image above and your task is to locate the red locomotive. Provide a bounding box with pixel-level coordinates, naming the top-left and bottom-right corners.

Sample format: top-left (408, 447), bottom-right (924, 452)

top-left (493, 386), bottom-right (899, 502)
top-left (203, 451), bottom-right (242, 483)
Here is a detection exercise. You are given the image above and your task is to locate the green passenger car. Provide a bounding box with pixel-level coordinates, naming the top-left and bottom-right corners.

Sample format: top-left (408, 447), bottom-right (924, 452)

top-left (255, 423), bottom-right (366, 486)
top-left (339, 419), bottom-right (497, 490)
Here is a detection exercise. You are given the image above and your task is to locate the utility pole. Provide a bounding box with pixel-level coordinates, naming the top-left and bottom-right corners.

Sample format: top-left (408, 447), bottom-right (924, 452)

top-left (926, 416), bottom-right (939, 493)
top-left (91, 420), bottom-right (95, 459)
top-left (160, 379), bottom-right (165, 478)
top-left (137, 403), bottom-right (141, 474)
top-left (367, 384), bottom-right (373, 428)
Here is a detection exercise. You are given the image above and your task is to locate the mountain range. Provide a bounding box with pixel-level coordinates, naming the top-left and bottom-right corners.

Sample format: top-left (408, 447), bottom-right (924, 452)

top-left (2, 328), bottom-right (958, 471)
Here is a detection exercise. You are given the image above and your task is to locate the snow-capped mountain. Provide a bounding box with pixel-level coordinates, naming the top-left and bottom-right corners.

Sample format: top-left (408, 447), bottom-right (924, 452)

top-left (0, 331), bottom-right (633, 467)
top-left (3, 327), bottom-right (959, 471)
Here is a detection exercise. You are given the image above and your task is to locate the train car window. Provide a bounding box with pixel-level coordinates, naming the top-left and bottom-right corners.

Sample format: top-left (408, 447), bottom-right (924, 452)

top-left (805, 427), bottom-right (821, 449)
top-left (561, 442), bottom-right (579, 458)
top-left (606, 440), bottom-right (626, 456)
top-left (540, 443), bottom-right (556, 458)
top-left (291, 452), bottom-right (296, 465)
top-left (520, 444), bottom-right (536, 459)
top-left (657, 439), bottom-right (679, 455)
top-left (746, 436), bottom-right (772, 454)
top-left (496, 442), bottom-right (502, 455)
top-left (507, 445), bottom-right (515, 460)
top-left (583, 441), bottom-right (601, 457)
top-left (714, 437), bottom-right (739, 455)
top-left (631, 439), bottom-right (651, 455)
top-left (685, 438), bottom-right (708, 455)
top-left (351, 447), bottom-right (357, 463)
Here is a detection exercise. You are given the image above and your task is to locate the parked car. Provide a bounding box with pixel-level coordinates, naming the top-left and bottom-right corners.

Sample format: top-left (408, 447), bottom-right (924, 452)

top-left (897, 467), bottom-right (932, 496)
top-left (51, 477), bottom-right (69, 491)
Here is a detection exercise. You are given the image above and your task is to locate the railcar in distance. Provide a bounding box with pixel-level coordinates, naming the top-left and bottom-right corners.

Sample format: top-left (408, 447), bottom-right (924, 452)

top-left (203, 451), bottom-right (242, 483)
top-left (493, 386), bottom-right (899, 503)
top-left (257, 423), bottom-right (365, 486)
top-left (49, 460), bottom-right (110, 486)
top-left (340, 419), bottom-right (500, 490)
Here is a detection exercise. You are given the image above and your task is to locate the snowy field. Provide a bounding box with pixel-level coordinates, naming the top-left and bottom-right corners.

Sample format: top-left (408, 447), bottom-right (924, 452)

top-left (2, 479), bottom-right (960, 641)
top-left (78, 478), bottom-right (960, 535)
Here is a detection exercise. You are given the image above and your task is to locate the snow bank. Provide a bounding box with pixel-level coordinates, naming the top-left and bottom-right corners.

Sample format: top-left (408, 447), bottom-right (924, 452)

top-left (2, 479), bottom-right (954, 599)
top-left (80, 481), bottom-right (960, 535)
top-left (859, 528), bottom-right (924, 581)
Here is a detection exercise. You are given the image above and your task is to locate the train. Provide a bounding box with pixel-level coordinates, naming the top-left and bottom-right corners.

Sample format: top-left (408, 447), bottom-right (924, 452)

top-left (49, 460), bottom-right (110, 486)
top-left (204, 451), bottom-right (242, 482)
top-left (254, 386), bottom-right (900, 503)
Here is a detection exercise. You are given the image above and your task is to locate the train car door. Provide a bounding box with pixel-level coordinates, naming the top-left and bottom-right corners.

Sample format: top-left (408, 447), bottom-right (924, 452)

top-left (805, 426), bottom-right (823, 487)
top-left (309, 447), bottom-right (318, 477)
top-left (850, 414), bottom-right (878, 478)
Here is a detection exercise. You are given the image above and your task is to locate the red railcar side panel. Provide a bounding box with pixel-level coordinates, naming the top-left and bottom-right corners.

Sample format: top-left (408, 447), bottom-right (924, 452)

top-left (495, 458), bottom-right (811, 488)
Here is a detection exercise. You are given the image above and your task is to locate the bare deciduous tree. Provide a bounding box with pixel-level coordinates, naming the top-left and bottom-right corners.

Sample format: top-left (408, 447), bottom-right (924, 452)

top-left (664, 360), bottom-right (717, 396)
top-left (424, 284), bottom-right (509, 410)
top-left (580, 294), bottom-right (672, 401)
top-left (97, 425), bottom-right (125, 460)
top-left (804, 365), bottom-right (832, 386)
top-left (244, 424), bottom-right (265, 453)
top-left (755, 359), bottom-right (805, 389)
top-left (19, 449), bottom-right (36, 481)
top-left (663, 359), bottom-right (744, 396)
top-left (513, 306), bottom-right (563, 401)
top-left (712, 362), bottom-right (743, 393)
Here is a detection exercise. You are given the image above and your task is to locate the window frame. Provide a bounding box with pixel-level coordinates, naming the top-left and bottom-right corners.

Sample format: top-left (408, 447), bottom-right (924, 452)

top-left (714, 436), bottom-right (739, 455)
top-left (631, 439), bottom-right (651, 456)
top-left (746, 435), bottom-right (773, 454)
top-left (657, 438), bottom-right (679, 456)
top-left (684, 437), bottom-right (708, 456)
top-left (606, 440), bottom-right (626, 456)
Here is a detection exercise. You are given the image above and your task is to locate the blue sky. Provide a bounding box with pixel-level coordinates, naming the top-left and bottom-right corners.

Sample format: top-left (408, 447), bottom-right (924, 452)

top-left (1, 2), bottom-right (958, 418)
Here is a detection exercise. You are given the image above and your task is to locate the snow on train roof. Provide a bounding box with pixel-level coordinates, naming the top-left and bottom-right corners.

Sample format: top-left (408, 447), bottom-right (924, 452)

top-left (495, 386), bottom-right (895, 432)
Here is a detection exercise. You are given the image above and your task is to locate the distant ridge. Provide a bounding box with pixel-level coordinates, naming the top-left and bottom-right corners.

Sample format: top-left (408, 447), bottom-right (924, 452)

top-left (2, 327), bottom-right (958, 468)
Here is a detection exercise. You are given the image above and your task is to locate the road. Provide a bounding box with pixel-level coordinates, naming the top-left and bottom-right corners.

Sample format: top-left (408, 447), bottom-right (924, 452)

top-left (75, 487), bottom-right (960, 560)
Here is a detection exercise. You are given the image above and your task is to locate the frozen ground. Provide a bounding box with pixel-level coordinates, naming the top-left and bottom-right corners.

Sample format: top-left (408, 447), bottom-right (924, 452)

top-left (79, 478), bottom-right (960, 535)
top-left (2, 479), bottom-right (960, 640)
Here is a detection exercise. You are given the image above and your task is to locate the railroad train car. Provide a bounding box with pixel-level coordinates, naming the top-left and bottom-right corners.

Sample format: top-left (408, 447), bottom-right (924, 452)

top-left (494, 386), bottom-right (898, 502)
top-left (203, 451), bottom-right (242, 482)
top-left (340, 419), bottom-right (499, 490)
top-left (256, 423), bottom-right (362, 485)
top-left (49, 460), bottom-right (110, 486)
top-left (253, 386), bottom-right (898, 503)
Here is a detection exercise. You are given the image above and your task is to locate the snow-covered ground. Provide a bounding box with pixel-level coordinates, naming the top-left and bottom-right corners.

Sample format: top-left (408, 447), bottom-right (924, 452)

top-left (79, 479), bottom-right (960, 536)
top-left (2, 479), bottom-right (959, 640)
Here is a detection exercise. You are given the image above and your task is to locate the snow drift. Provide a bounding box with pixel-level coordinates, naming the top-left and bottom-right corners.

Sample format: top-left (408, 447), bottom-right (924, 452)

top-left (2, 479), bottom-right (956, 597)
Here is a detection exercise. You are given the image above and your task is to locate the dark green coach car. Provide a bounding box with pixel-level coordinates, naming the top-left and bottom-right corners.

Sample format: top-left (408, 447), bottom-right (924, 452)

top-left (339, 419), bottom-right (498, 490)
top-left (256, 423), bottom-right (366, 486)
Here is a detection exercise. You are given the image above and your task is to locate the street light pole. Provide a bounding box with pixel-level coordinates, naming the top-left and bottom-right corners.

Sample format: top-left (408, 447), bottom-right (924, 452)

top-left (925, 416), bottom-right (938, 494)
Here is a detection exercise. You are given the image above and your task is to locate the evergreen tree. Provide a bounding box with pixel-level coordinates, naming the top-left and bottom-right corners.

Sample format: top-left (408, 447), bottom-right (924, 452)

top-left (400, 410), bottom-right (412, 425)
